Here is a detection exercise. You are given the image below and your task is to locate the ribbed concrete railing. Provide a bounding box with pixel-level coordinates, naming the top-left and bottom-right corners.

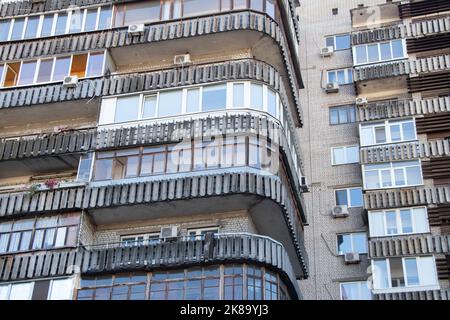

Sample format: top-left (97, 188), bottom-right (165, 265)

top-left (360, 139), bottom-right (450, 164)
top-left (369, 234), bottom-right (450, 258)
top-left (354, 54), bottom-right (450, 81)
top-left (375, 289), bottom-right (450, 300)
top-left (0, 233), bottom-right (302, 299)
top-left (364, 185), bottom-right (450, 210)
top-left (0, 129), bottom-right (96, 161)
top-left (351, 16), bottom-right (450, 45)
top-left (357, 96), bottom-right (450, 121)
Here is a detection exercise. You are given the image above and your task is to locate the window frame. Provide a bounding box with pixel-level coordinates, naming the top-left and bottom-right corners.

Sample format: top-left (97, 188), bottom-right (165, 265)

top-left (362, 160), bottom-right (423, 190)
top-left (120, 233), bottom-right (161, 247)
top-left (359, 119), bottom-right (417, 147)
top-left (334, 187), bottom-right (363, 208)
top-left (353, 39), bottom-right (408, 66)
top-left (329, 104), bottom-right (356, 125)
top-left (368, 207), bottom-right (430, 237)
top-left (325, 34), bottom-right (351, 51)
top-left (327, 68), bottom-right (354, 85)
top-left (336, 232), bottom-right (368, 255)
top-left (339, 281), bottom-right (372, 300)
top-left (331, 145), bottom-right (360, 165)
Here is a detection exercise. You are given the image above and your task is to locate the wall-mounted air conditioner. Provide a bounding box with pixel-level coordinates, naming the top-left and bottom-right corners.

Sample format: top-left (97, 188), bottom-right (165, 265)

top-left (325, 82), bottom-right (339, 93)
top-left (332, 205), bottom-right (349, 218)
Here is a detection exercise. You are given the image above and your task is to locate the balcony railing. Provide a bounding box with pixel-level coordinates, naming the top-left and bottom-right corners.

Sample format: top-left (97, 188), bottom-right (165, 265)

top-left (357, 95), bottom-right (450, 121)
top-left (364, 185), bottom-right (450, 210)
top-left (0, 233), bottom-right (302, 299)
top-left (369, 234), bottom-right (450, 258)
top-left (360, 139), bottom-right (450, 164)
top-left (375, 289), bottom-right (450, 300)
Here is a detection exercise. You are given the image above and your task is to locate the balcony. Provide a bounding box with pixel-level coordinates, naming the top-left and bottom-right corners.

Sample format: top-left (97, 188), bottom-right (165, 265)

top-left (360, 139), bottom-right (450, 164)
top-left (369, 234), bottom-right (450, 258)
top-left (364, 184), bottom-right (450, 210)
top-left (0, 233), bottom-right (303, 299)
top-left (0, 59), bottom-right (303, 128)
top-left (399, 0), bottom-right (450, 19)
top-left (0, 128), bottom-right (96, 179)
top-left (357, 95), bottom-right (450, 122)
top-left (375, 289), bottom-right (450, 300)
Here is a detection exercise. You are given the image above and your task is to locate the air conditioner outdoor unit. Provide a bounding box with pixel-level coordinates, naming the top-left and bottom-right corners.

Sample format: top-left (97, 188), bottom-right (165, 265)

top-left (63, 76), bottom-right (78, 88)
top-left (356, 97), bottom-right (368, 105)
top-left (325, 82), bottom-right (339, 93)
top-left (173, 54), bottom-right (192, 65)
top-left (160, 226), bottom-right (178, 239)
top-left (128, 24), bottom-right (145, 35)
top-left (300, 176), bottom-right (309, 191)
top-left (344, 252), bottom-right (361, 264)
top-left (320, 46), bottom-right (334, 57)
top-left (332, 205), bottom-right (349, 218)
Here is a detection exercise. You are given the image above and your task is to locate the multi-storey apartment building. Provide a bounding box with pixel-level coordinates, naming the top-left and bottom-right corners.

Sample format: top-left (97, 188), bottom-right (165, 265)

top-left (298, 0), bottom-right (450, 300)
top-left (0, 0), bottom-right (310, 300)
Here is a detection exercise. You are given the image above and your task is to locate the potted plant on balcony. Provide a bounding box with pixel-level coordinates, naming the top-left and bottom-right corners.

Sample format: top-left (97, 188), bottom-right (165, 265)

top-left (44, 179), bottom-right (59, 190)
top-left (27, 183), bottom-right (40, 198)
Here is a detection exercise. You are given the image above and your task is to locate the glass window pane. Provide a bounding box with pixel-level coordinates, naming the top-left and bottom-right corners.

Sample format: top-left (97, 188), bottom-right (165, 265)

top-left (391, 40), bottom-right (404, 59)
top-left (355, 46), bottom-right (367, 64)
top-left (11, 18), bottom-right (25, 40)
top-left (338, 108), bottom-right (349, 124)
top-left (349, 188), bottom-right (363, 207)
top-left (86, 52), bottom-right (104, 77)
top-left (52, 57), bottom-right (71, 81)
top-left (328, 71), bottom-right (336, 83)
top-left (346, 146), bottom-right (359, 163)
top-left (353, 233), bottom-right (367, 253)
top-left (8, 233), bottom-right (20, 252)
top-left (18, 61), bottom-right (37, 86)
top-left (19, 231), bottom-right (32, 251)
top-left (36, 59), bottom-right (53, 83)
top-left (375, 127), bottom-right (386, 144)
top-left (390, 124), bottom-right (401, 142)
top-left (367, 44), bottom-right (379, 62)
top-left (202, 84), bottom-right (226, 111)
top-left (44, 229), bottom-right (56, 248)
top-left (9, 283), bottom-right (32, 300)
top-left (24, 16), bottom-right (39, 39)
top-left (250, 0), bottom-right (264, 11)
top-left (0, 20), bottom-right (11, 41)
top-left (267, 89), bottom-right (277, 117)
top-left (159, 90), bottom-right (183, 117)
top-left (84, 9), bottom-right (98, 32)
top-left (402, 122), bottom-right (416, 141)
top-left (94, 158), bottom-right (113, 180)
top-left (124, 1), bottom-right (160, 25)
top-left (126, 156), bottom-right (139, 177)
top-left (382, 169), bottom-right (393, 187)
top-left (420, 257), bottom-right (437, 286)
top-left (98, 6), bottom-right (112, 30)
top-left (184, 0), bottom-right (220, 17)
top-left (69, 10), bottom-right (83, 33)
top-left (412, 208), bottom-right (429, 234)
top-left (380, 42), bottom-right (391, 60)
top-left (55, 227), bottom-right (67, 247)
top-left (70, 54), bottom-right (88, 78)
top-left (364, 170), bottom-right (380, 189)
top-left (4, 62), bottom-right (20, 87)
top-left (266, 0), bottom-right (275, 19)
top-left (115, 96), bottom-right (140, 122)
top-left (386, 211), bottom-right (397, 234)
top-left (32, 229), bottom-right (44, 249)
top-left (55, 13), bottom-right (68, 35)
top-left (373, 260), bottom-right (389, 289)
top-left (335, 34), bottom-right (350, 50)
top-left (406, 166), bottom-right (422, 186)
top-left (337, 70), bottom-right (346, 84)
top-left (0, 234), bottom-right (9, 253)
top-left (49, 279), bottom-right (73, 300)
top-left (143, 95), bottom-right (157, 118)
top-left (337, 234), bottom-right (352, 254)
top-left (400, 209), bottom-right (413, 234)
top-left (326, 37), bottom-right (334, 48)
top-left (361, 127), bottom-right (374, 146)
top-left (250, 83), bottom-right (263, 110)
top-left (40, 15), bottom-right (54, 37)
top-left (332, 147), bottom-right (345, 165)
top-left (369, 211), bottom-right (385, 237)
top-left (329, 109), bottom-right (339, 125)
top-left (186, 89), bottom-right (200, 113)
top-left (233, 83), bottom-right (245, 108)
top-left (404, 258), bottom-right (419, 286)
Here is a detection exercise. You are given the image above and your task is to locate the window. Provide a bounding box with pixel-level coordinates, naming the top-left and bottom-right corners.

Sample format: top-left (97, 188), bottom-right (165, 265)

top-left (326, 34), bottom-right (351, 51)
top-left (69, 10), bottom-right (83, 33)
top-left (247, 266), bottom-right (263, 300)
top-left (114, 1), bottom-right (161, 27)
top-left (0, 20), bottom-right (11, 41)
top-left (36, 59), bottom-right (53, 83)
top-left (183, 0), bottom-right (220, 17)
top-left (0, 214), bottom-right (79, 254)
top-left (54, 13), bottom-right (68, 35)
top-left (114, 96), bottom-right (140, 123)
top-left (224, 265), bottom-right (243, 300)
top-left (17, 61), bottom-right (37, 86)
top-left (24, 16), bottom-right (39, 39)
top-left (0, 282), bottom-right (33, 300)
top-left (52, 56), bottom-right (71, 81)
top-left (360, 119), bottom-right (417, 146)
top-left (86, 52), bottom-right (105, 77)
top-left (331, 145), bottom-right (359, 165)
top-left (363, 160), bottom-right (422, 190)
top-left (100, 81), bottom-right (283, 126)
top-left (70, 54), bottom-right (88, 78)
top-left (327, 68), bottom-right (353, 85)
top-left (98, 6), bottom-right (113, 30)
top-left (335, 187), bottom-right (363, 207)
top-left (329, 105), bottom-right (356, 125)
top-left (337, 233), bottom-right (368, 255)
top-left (121, 234), bottom-right (160, 247)
top-left (340, 281), bottom-right (372, 300)
top-left (187, 227), bottom-right (219, 240)
top-left (372, 256), bottom-right (438, 292)
top-left (40, 15), bottom-right (54, 37)
top-left (353, 39), bottom-right (407, 65)
top-left (77, 153), bottom-right (94, 182)
top-left (10, 18), bottom-right (25, 40)
top-left (368, 207), bottom-right (429, 237)
top-left (48, 278), bottom-right (74, 300)
top-left (3, 62), bottom-right (20, 87)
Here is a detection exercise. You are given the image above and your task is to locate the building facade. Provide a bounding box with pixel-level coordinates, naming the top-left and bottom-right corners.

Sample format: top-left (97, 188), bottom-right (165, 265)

top-left (297, 0), bottom-right (450, 300)
top-left (0, 0), bottom-right (309, 300)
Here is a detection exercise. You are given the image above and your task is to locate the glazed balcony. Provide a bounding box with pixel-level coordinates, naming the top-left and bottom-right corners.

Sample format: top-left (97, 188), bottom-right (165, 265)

top-left (0, 233), bottom-right (303, 299)
top-left (0, 10), bottom-right (303, 125)
top-left (0, 59), bottom-right (303, 131)
top-left (0, 128), bottom-right (96, 179)
top-left (369, 234), bottom-right (450, 259)
top-left (357, 95), bottom-right (450, 122)
top-left (360, 139), bottom-right (450, 164)
top-left (364, 184), bottom-right (450, 210)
